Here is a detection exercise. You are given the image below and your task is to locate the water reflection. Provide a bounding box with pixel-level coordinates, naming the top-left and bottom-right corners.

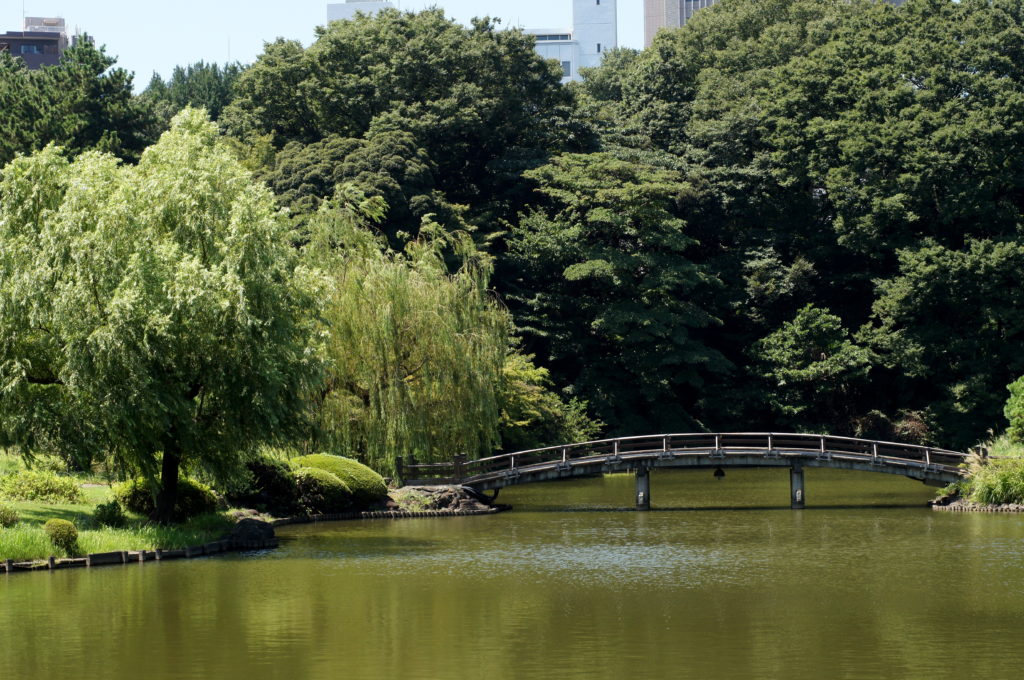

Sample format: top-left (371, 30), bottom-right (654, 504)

top-left (3, 469), bottom-right (1023, 680)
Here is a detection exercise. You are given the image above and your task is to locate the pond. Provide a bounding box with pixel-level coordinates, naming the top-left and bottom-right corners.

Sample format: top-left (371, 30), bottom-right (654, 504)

top-left (3, 469), bottom-right (1023, 679)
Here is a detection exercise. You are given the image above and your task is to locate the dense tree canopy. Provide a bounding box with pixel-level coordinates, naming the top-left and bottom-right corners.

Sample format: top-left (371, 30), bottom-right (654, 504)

top-left (225, 9), bottom-right (593, 240)
top-left (5, 0), bottom-right (1024, 477)
top-left (0, 109), bottom-right (321, 521)
top-left (0, 40), bottom-right (152, 166)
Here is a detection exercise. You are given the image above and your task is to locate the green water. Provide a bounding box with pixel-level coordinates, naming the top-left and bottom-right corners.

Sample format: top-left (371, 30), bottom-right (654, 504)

top-left (3, 469), bottom-right (1024, 679)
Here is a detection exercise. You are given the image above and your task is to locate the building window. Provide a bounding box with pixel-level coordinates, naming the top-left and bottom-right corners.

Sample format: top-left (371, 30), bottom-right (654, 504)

top-left (535, 34), bottom-right (571, 41)
top-left (21, 44), bottom-right (42, 55)
top-left (597, 43), bottom-right (602, 53)
top-left (561, 61), bottom-right (572, 78)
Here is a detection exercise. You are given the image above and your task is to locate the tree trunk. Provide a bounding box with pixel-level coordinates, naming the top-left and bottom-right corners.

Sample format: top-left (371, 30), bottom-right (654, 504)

top-left (152, 443), bottom-right (182, 525)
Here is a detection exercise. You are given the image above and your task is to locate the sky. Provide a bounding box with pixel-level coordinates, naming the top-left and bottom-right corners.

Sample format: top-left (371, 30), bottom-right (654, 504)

top-left (4, 1), bottom-right (645, 87)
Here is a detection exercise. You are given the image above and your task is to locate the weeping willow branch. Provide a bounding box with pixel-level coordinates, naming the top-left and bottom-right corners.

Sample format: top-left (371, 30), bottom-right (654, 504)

top-left (308, 188), bottom-right (509, 473)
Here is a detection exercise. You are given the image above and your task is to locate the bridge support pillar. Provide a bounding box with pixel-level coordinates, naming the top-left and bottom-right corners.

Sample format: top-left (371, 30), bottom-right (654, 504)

top-left (636, 467), bottom-right (651, 511)
top-left (790, 462), bottom-right (805, 510)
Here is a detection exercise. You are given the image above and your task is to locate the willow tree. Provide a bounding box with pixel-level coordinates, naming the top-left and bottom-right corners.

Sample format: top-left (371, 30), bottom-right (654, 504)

top-left (308, 190), bottom-right (509, 471)
top-left (0, 109), bottom-right (321, 523)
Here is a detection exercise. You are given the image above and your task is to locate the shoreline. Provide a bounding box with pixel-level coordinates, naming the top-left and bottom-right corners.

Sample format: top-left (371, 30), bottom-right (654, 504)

top-left (1, 491), bottom-right (510, 576)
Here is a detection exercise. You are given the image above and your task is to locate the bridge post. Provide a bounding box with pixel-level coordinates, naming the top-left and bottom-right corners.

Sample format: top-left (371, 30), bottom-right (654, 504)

top-left (790, 462), bottom-right (805, 510)
top-left (636, 466), bottom-right (651, 511)
top-left (453, 454), bottom-right (466, 483)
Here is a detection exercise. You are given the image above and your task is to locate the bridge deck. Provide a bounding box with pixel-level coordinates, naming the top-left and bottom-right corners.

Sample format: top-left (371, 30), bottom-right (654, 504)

top-left (399, 432), bottom-right (972, 494)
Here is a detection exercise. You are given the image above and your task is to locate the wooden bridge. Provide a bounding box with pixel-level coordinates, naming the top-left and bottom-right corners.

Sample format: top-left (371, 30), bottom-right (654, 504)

top-left (397, 432), bottom-right (974, 509)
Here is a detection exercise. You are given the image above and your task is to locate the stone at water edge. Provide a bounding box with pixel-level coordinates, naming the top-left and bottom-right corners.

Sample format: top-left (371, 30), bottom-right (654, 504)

top-left (226, 518), bottom-right (276, 544)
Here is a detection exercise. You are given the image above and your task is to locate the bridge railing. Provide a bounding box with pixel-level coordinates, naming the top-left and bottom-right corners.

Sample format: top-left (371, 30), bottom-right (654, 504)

top-left (398, 432), bottom-right (971, 484)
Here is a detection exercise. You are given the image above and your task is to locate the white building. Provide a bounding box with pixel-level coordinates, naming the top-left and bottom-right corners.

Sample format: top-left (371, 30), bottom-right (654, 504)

top-left (528, 0), bottom-right (617, 83)
top-left (327, 1), bottom-right (396, 23)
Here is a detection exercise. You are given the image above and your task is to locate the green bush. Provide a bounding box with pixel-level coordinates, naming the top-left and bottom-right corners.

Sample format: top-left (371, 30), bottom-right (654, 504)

top-left (966, 458), bottom-right (1024, 505)
top-left (113, 477), bottom-right (218, 522)
top-left (43, 518), bottom-right (79, 555)
top-left (0, 504), bottom-right (19, 527)
top-left (227, 456), bottom-right (299, 516)
top-left (93, 500), bottom-right (127, 528)
top-left (292, 454), bottom-right (387, 508)
top-left (293, 467), bottom-right (353, 515)
top-left (1006, 375), bottom-right (1024, 444)
top-left (0, 469), bottom-right (84, 503)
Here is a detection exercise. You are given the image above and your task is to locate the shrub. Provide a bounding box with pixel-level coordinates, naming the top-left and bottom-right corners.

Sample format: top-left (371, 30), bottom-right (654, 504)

top-left (293, 467), bottom-right (353, 514)
top-left (0, 504), bottom-right (19, 527)
top-left (0, 469), bottom-right (84, 503)
top-left (1007, 375), bottom-right (1024, 444)
top-left (43, 519), bottom-right (79, 555)
top-left (966, 458), bottom-right (1024, 505)
top-left (93, 500), bottom-right (127, 528)
top-left (292, 454), bottom-right (387, 508)
top-left (113, 477), bottom-right (218, 522)
top-left (227, 456), bottom-right (299, 516)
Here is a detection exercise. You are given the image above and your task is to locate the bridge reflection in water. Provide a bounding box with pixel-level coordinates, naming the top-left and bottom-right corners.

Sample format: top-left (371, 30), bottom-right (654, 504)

top-left (398, 433), bottom-right (974, 510)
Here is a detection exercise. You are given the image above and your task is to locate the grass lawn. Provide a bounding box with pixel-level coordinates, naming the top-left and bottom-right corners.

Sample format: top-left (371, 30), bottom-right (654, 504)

top-left (0, 453), bottom-right (235, 562)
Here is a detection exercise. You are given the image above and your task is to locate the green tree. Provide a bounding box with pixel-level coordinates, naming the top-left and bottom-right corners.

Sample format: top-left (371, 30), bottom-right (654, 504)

top-left (223, 9), bottom-right (590, 228)
top-left (0, 39), bottom-right (153, 166)
top-left (0, 109), bottom-right (321, 523)
top-left (498, 352), bottom-right (603, 452)
top-left (862, 239), bottom-right (1024, 447)
top-left (307, 190), bottom-right (509, 471)
top-left (508, 152), bottom-right (729, 433)
top-left (141, 61), bottom-right (245, 127)
top-left (1007, 376), bottom-right (1024, 445)
top-left (753, 304), bottom-right (875, 431)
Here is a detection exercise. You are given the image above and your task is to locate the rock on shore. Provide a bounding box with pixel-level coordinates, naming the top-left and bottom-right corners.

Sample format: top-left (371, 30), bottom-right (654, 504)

top-left (390, 485), bottom-right (500, 513)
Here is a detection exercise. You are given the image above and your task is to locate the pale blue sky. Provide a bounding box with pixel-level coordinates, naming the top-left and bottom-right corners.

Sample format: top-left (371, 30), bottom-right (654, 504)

top-left (5, 1), bottom-right (644, 87)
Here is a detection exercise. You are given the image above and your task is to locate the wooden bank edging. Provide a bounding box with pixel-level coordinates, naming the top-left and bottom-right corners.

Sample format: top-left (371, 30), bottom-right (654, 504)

top-left (1, 537), bottom-right (279, 575)
top-left (2, 505), bottom-right (506, 575)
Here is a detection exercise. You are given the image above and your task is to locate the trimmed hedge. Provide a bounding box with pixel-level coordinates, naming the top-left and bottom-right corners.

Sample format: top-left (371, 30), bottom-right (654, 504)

top-left (227, 456), bottom-right (299, 516)
top-left (44, 518), bottom-right (79, 554)
top-left (0, 469), bottom-right (84, 504)
top-left (113, 477), bottom-right (218, 522)
top-left (93, 499), bottom-right (127, 528)
top-left (292, 454), bottom-right (388, 508)
top-left (294, 467), bottom-right (352, 514)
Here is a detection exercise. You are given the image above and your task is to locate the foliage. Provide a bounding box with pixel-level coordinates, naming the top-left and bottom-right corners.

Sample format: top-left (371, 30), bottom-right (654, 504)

top-left (508, 152), bottom-right (728, 433)
top-left (0, 514), bottom-right (234, 562)
top-left (498, 352), bottom-right (603, 451)
top-left (291, 454), bottom-right (388, 507)
top-left (754, 304), bottom-right (875, 430)
top-left (113, 477), bottom-right (218, 523)
top-left (43, 518), bottom-right (79, 555)
top-left (0, 109), bottom-right (322, 523)
top-left (1006, 376), bottom-right (1024, 445)
top-left (0, 470), bottom-right (84, 504)
top-left (862, 240), bottom-right (1024, 446)
top-left (223, 9), bottom-right (591, 236)
top-left (0, 39), bottom-right (153, 166)
top-left (92, 500), bottom-right (127, 528)
top-left (307, 191), bottom-right (508, 472)
top-left (0, 504), bottom-right (18, 527)
top-left (227, 455), bottom-right (299, 517)
top-left (293, 467), bottom-right (352, 515)
top-left (141, 61), bottom-right (245, 126)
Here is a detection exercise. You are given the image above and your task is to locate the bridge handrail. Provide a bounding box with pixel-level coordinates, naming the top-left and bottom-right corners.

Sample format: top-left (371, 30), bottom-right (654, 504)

top-left (399, 432), bottom-right (971, 482)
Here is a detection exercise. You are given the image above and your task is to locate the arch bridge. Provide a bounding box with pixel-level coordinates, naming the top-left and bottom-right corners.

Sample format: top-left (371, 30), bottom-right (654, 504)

top-left (397, 432), bottom-right (974, 510)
